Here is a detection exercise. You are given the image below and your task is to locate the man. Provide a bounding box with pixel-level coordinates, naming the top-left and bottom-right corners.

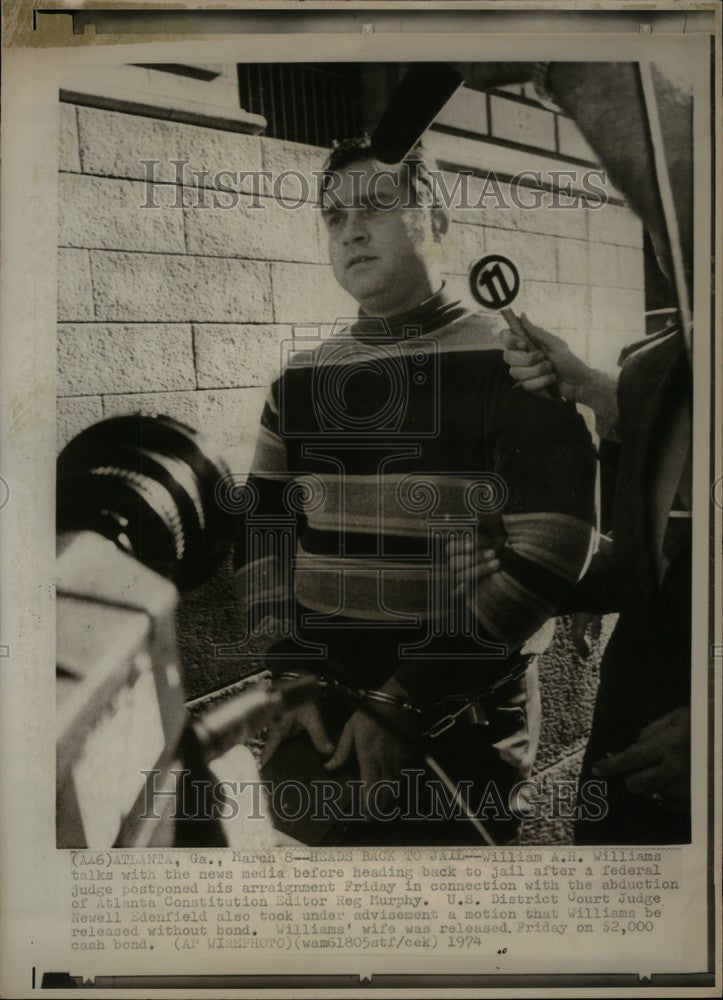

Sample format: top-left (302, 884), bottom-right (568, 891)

top-left (445, 58), bottom-right (696, 844)
top-left (496, 315), bottom-right (691, 844)
top-left (234, 137), bottom-right (597, 845)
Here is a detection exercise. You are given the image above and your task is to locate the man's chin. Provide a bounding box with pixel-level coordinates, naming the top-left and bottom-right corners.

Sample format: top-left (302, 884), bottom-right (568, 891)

top-left (342, 277), bottom-right (386, 308)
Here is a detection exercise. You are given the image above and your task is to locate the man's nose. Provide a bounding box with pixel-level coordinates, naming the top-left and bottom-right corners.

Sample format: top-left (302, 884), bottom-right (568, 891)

top-left (342, 211), bottom-right (368, 244)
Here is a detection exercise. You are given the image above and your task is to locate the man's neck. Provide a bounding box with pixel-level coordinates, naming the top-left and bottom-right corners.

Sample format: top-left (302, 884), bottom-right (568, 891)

top-left (358, 280), bottom-right (443, 319)
top-left (352, 281), bottom-right (471, 343)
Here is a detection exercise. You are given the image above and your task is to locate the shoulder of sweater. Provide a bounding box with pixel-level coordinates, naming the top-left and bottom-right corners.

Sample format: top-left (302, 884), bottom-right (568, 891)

top-left (437, 308), bottom-right (506, 343)
top-left (431, 312), bottom-right (509, 370)
top-left (322, 305), bottom-right (506, 345)
top-left (271, 308), bottom-right (507, 384)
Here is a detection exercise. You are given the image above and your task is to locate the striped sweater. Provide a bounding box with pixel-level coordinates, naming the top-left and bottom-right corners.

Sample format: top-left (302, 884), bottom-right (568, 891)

top-left (233, 288), bottom-right (597, 705)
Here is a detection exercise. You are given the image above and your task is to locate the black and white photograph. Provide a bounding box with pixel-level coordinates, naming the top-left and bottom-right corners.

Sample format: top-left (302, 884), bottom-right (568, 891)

top-left (2, 3), bottom-right (720, 996)
top-left (56, 55), bottom-right (696, 849)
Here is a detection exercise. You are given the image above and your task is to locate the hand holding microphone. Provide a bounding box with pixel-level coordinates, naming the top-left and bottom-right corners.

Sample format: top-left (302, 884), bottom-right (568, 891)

top-left (468, 254), bottom-right (561, 401)
top-left (499, 317), bottom-right (619, 420)
top-left (500, 315), bottom-right (588, 400)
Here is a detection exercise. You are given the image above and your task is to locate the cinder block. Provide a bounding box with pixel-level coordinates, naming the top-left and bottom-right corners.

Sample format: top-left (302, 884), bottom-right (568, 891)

top-left (591, 286), bottom-right (645, 332)
top-left (184, 197), bottom-right (320, 263)
top-left (90, 252), bottom-right (272, 323)
top-left (556, 238), bottom-right (590, 285)
top-left (58, 248), bottom-right (94, 321)
top-left (77, 106), bottom-right (262, 193)
top-left (556, 115), bottom-right (598, 163)
top-left (316, 209), bottom-right (331, 265)
top-left (59, 174), bottom-right (185, 253)
top-left (57, 395), bottom-right (103, 451)
top-left (195, 387), bottom-right (269, 463)
top-left (260, 137), bottom-right (327, 203)
top-left (588, 241), bottom-right (621, 287)
top-left (270, 262), bottom-right (357, 325)
top-left (616, 245), bottom-right (645, 290)
top-left (194, 324), bottom-right (292, 389)
top-left (587, 202), bottom-right (643, 248)
top-left (528, 199), bottom-right (589, 241)
top-left (448, 174), bottom-right (551, 236)
top-left (444, 222), bottom-right (485, 275)
top-left (59, 103), bottom-right (80, 173)
top-left (58, 323), bottom-right (195, 395)
top-left (443, 172), bottom-right (513, 228)
top-left (481, 227), bottom-right (556, 283)
top-left (519, 280), bottom-right (591, 340)
top-left (490, 94), bottom-right (556, 151)
top-left (433, 85), bottom-right (488, 135)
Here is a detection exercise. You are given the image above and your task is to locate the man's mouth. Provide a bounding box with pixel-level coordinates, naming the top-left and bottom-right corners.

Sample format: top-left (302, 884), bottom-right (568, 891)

top-left (347, 255), bottom-right (377, 270)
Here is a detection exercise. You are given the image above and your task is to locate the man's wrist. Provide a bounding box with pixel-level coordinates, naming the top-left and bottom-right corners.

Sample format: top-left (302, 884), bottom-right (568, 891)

top-left (383, 675), bottom-right (417, 705)
top-left (575, 368), bottom-right (617, 417)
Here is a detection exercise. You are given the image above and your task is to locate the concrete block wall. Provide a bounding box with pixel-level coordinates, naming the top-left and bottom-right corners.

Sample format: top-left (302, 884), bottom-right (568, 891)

top-left (58, 103), bottom-right (357, 469)
top-left (430, 81), bottom-right (645, 378)
top-left (58, 99), bottom-right (645, 461)
top-left (58, 95), bottom-right (636, 841)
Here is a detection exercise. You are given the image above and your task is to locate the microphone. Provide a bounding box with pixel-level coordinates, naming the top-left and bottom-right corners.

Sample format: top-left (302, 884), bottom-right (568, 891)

top-left (370, 63), bottom-right (464, 163)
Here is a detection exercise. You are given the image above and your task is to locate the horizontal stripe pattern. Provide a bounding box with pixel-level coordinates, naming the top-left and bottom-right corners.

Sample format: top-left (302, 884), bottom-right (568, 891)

top-left (233, 295), bottom-right (597, 691)
top-left (250, 423), bottom-right (287, 476)
top-left (292, 546), bottom-right (558, 641)
top-left (294, 555), bottom-right (497, 629)
top-left (286, 321), bottom-right (503, 373)
top-left (469, 570), bottom-right (557, 646)
top-left (302, 472), bottom-right (508, 539)
top-left (503, 511), bottom-right (594, 583)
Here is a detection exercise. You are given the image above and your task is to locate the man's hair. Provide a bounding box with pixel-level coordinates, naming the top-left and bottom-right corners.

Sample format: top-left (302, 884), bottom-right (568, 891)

top-left (319, 134), bottom-right (440, 207)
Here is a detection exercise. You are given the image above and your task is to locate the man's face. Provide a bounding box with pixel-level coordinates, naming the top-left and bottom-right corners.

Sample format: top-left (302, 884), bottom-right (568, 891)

top-left (321, 158), bottom-right (447, 316)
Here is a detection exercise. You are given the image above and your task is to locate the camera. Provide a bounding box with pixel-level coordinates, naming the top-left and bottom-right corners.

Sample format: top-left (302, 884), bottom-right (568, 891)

top-left (56, 414), bottom-right (306, 848)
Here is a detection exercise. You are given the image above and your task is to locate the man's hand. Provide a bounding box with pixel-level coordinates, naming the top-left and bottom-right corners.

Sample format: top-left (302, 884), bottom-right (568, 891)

top-left (260, 697), bottom-right (334, 767)
top-left (324, 677), bottom-right (421, 816)
top-left (501, 314), bottom-right (592, 401)
top-left (500, 315), bottom-right (619, 422)
top-left (591, 706), bottom-right (690, 811)
top-left (446, 537), bottom-right (500, 600)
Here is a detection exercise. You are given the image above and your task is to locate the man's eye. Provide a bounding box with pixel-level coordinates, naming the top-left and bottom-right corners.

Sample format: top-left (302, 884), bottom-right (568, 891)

top-left (325, 214), bottom-right (341, 228)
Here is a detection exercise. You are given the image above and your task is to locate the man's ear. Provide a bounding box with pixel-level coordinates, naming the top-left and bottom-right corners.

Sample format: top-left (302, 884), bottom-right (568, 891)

top-left (431, 206), bottom-right (450, 241)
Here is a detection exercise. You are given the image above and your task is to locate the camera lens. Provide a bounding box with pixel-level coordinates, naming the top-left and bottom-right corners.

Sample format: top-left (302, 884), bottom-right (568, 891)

top-left (57, 414), bottom-right (236, 592)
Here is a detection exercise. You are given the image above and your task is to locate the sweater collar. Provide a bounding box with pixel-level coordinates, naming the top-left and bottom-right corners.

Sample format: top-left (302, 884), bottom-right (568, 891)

top-left (352, 284), bottom-right (471, 342)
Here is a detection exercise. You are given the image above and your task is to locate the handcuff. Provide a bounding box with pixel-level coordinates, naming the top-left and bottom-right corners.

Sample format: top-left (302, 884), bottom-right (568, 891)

top-left (277, 653), bottom-right (532, 741)
top-left (422, 654), bottom-right (532, 738)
